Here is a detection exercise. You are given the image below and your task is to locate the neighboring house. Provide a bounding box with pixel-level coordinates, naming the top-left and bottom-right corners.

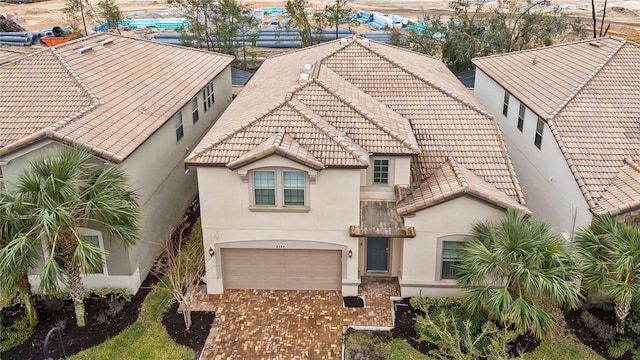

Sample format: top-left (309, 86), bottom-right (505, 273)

top-left (186, 36), bottom-right (528, 297)
top-left (473, 37), bottom-right (640, 235)
top-left (0, 33), bottom-right (234, 294)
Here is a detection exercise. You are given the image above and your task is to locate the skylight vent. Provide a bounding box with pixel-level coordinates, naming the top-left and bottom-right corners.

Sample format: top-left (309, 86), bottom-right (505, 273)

top-left (588, 41), bottom-right (603, 48)
top-left (298, 73), bottom-right (310, 84)
top-left (340, 37), bottom-right (348, 45)
top-left (76, 46), bottom-right (93, 54)
top-left (99, 38), bottom-right (114, 46)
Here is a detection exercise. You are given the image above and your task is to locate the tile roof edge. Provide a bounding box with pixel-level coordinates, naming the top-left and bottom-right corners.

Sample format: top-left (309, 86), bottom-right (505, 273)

top-left (287, 99), bottom-right (370, 166)
top-left (313, 79), bottom-right (421, 154)
top-left (186, 101), bottom-right (288, 163)
top-left (596, 200), bottom-right (640, 217)
top-left (547, 39), bottom-right (626, 119)
top-left (546, 117), bottom-right (598, 210)
top-left (397, 186), bottom-right (468, 216)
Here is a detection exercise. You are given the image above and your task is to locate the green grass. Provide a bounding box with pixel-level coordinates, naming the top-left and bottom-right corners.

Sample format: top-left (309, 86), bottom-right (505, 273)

top-left (71, 287), bottom-right (195, 360)
top-left (520, 334), bottom-right (604, 360)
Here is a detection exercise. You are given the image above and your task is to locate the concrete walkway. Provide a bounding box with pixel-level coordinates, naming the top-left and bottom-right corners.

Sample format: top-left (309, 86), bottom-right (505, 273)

top-left (193, 277), bottom-right (400, 359)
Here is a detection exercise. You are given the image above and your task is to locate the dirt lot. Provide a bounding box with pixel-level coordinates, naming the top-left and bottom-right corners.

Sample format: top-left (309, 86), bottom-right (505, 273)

top-left (1, 0), bottom-right (639, 41)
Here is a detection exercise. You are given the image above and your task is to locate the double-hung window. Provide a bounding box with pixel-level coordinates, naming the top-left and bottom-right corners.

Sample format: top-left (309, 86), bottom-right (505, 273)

top-left (203, 81), bottom-right (215, 112)
top-left (441, 241), bottom-right (464, 280)
top-left (191, 97), bottom-right (199, 123)
top-left (174, 112), bottom-right (183, 141)
top-left (517, 104), bottom-right (525, 132)
top-left (252, 169), bottom-right (306, 207)
top-left (535, 118), bottom-right (544, 149)
top-left (502, 92), bottom-right (510, 117)
top-left (373, 159), bottom-right (389, 185)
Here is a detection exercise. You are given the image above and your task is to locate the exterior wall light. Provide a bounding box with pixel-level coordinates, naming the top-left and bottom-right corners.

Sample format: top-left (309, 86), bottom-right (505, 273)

top-left (208, 247), bottom-right (215, 256)
top-left (348, 249), bottom-right (353, 258)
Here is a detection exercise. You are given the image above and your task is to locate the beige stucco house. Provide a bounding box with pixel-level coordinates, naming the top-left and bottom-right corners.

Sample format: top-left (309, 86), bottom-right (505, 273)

top-left (0, 34), bottom-right (234, 294)
top-left (473, 37), bottom-right (640, 235)
top-left (186, 36), bottom-right (529, 297)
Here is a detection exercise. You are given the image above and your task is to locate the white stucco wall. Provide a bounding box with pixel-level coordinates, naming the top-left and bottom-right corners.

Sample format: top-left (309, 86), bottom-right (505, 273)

top-left (400, 196), bottom-right (506, 297)
top-left (473, 70), bottom-right (592, 235)
top-left (360, 156), bottom-right (411, 200)
top-left (197, 156), bottom-right (362, 295)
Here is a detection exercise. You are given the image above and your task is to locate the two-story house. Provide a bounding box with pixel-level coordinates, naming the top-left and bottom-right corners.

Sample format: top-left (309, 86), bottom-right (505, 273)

top-left (473, 37), bottom-right (640, 235)
top-left (0, 34), bottom-right (234, 294)
top-left (186, 36), bottom-right (528, 297)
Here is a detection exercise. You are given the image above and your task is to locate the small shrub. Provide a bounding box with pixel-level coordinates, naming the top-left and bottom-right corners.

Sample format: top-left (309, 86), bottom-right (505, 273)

top-left (607, 337), bottom-right (635, 359)
top-left (581, 311), bottom-right (616, 341)
top-left (632, 350), bottom-right (640, 360)
top-left (409, 296), bottom-right (464, 314)
top-left (106, 299), bottom-right (125, 317)
top-left (95, 312), bottom-right (109, 325)
top-left (0, 315), bottom-right (33, 351)
top-left (86, 288), bottom-right (131, 301)
top-left (344, 331), bottom-right (387, 360)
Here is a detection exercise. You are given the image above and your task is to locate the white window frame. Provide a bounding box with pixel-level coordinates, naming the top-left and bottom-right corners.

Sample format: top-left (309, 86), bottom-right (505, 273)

top-left (436, 235), bottom-right (465, 282)
top-left (174, 111), bottom-right (184, 141)
top-left (249, 168), bottom-right (309, 209)
top-left (367, 157), bottom-right (394, 187)
top-left (517, 103), bottom-right (525, 132)
top-left (78, 227), bottom-right (109, 275)
top-left (191, 96), bottom-right (199, 123)
top-left (502, 92), bottom-right (510, 117)
top-left (202, 81), bottom-right (215, 112)
top-left (535, 117), bottom-right (544, 149)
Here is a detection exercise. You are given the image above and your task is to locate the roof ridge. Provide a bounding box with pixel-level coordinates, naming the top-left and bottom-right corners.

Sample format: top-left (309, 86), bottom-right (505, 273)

top-left (624, 157), bottom-right (640, 172)
top-left (267, 35), bottom-right (350, 61)
top-left (357, 40), bottom-right (494, 120)
top-left (447, 157), bottom-right (469, 189)
top-left (273, 128), bottom-right (286, 147)
top-left (287, 99), bottom-right (369, 165)
top-left (187, 101), bottom-right (288, 162)
top-left (548, 39), bottom-right (626, 119)
top-left (312, 79), bottom-right (421, 154)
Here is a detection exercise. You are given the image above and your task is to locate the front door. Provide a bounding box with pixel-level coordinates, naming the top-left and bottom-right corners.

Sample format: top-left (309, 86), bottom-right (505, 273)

top-left (366, 237), bottom-right (389, 272)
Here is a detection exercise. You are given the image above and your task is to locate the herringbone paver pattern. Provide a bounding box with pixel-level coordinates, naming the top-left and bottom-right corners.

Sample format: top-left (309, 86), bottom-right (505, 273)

top-left (193, 277), bottom-right (399, 359)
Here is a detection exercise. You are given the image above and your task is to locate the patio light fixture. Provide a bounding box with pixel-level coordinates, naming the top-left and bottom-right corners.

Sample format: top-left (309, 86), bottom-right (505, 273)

top-left (348, 249), bottom-right (353, 258)
top-left (208, 247), bottom-right (215, 256)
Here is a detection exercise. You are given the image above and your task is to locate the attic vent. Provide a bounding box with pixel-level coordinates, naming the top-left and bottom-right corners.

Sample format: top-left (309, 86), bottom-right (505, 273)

top-left (302, 63), bottom-right (313, 72)
top-left (76, 46), bottom-right (93, 54)
top-left (589, 41), bottom-right (603, 48)
top-left (361, 38), bottom-right (370, 46)
top-left (99, 38), bottom-right (114, 46)
top-left (298, 73), bottom-right (310, 83)
top-left (340, 37), bottom-right (348, 45)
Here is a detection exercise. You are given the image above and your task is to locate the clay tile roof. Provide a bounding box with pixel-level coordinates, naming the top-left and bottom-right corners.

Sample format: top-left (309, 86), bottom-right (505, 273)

top-left (397, 157), bottom-right (530, 215)
top-left (0, 33), bottom-right (233, 162)
top-left (474, 38), bottom-right (640, 216)
top-left (227, 129), bottom-right (325, 170)
top-left (0, 46), bottom-right (36, 65)
top-left (188, 37), bottom-right (525, 211)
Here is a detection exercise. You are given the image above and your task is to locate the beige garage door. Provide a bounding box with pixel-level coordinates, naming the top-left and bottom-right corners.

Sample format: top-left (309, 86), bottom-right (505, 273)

top-left (221, 249), bottom-right (342, 291)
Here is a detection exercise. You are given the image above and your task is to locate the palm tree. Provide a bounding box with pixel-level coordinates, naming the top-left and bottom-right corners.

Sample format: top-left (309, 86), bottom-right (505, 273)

top-left (456, 209), bottom-right (581, 338)
top-left (575, 215), bottom-right (640, 333)
top-left (0, 147), bottom-right (140, 327)
top-left (0, 192), bottom-right (39, 326)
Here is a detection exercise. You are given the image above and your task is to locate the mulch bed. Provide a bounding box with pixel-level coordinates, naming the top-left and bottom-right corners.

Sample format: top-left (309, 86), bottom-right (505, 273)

top-left (564, 306), bottom-right (640, 360)
top-left (162, 301), bottom-right (215, 352)
top-left (343, 296), bottom-right (365, 308)
top-left (391, 297), bottom-right (540, 357)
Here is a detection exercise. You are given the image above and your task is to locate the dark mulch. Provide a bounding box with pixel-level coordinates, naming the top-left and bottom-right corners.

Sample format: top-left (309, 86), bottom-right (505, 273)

top-left (391, 297), bottom-right (540, 357)
top-left (564, 307), bottom-right (640, 360)
top-left (343, 296), bottom-right (365, 308)
top-left (162, 301), bottom-right (215, 352)
top-left (1, 276), bottom-right (156, 360)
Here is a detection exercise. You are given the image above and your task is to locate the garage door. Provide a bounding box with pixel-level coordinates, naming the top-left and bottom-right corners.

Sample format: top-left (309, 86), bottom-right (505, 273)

top-left (221, 249), bottom-right (342, 291)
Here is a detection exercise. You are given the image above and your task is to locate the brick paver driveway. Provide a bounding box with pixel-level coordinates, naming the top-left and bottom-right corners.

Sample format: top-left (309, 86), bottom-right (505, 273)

top-left (193, 278), bottom-right (399, 359)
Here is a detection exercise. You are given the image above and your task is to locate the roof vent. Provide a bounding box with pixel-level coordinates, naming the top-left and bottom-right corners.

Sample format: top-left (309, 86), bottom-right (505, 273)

top-left (340, 37), bottom-right (348, 45)
top-left (76, 46), bottom-right (93, 54)
top-left (589, 41), bottom-right (603, 48)
top-left (298, 73), bottom-right (310, 83)
top-left (361, 38), bottom-right (370, 46)
top-left (302, 63), bottom-right (313, 72)
top-left (99, 38), bottom-right (114, 46)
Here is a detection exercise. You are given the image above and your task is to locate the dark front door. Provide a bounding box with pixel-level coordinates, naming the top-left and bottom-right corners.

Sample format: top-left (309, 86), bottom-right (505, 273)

top-left (366, 237), bottom-right (389, 272)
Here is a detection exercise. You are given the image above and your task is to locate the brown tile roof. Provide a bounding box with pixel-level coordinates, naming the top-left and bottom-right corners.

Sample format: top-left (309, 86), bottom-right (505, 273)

top-left (474, 38), bottom-right (640, 216)
top-left (0, 34), bottom-right (233, 162)
top-left (187, 37), bottom-right (525, 212)
top-left (349, 200), bottom-right (416, 238)
top-left (0, 46), bottom-right (36, 65)
top-left (397, 158), bottom-right (531, 216)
